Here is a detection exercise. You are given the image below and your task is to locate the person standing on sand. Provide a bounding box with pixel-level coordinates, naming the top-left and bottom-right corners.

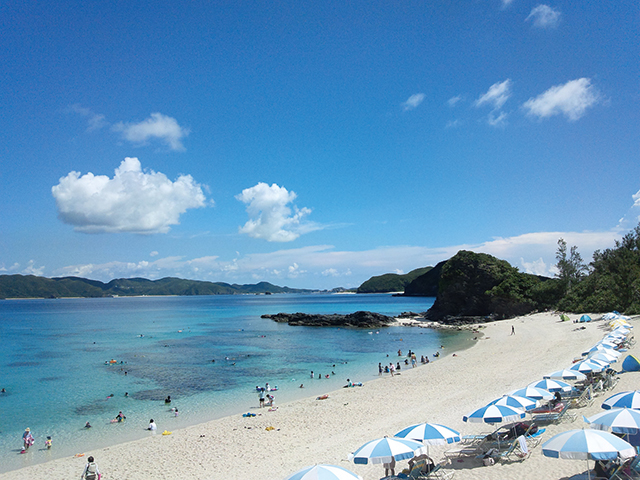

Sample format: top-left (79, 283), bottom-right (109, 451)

top-left (81, 455), bottom-right (100, 480)
top-left (384, 457), bottom-right (396, 476)
top-left (511, 325), bottom-right (515, 335)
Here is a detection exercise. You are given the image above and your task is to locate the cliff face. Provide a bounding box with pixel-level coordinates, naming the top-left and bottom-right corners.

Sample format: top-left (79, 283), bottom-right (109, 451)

top-left (424, 251), bottom-right (540, 323)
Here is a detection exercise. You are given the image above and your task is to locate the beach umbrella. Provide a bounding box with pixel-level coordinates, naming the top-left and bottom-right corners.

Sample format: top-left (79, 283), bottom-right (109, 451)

top-left (569, 360), bottom-right (606, 374)
top-left (394, 423), bottom-right (461, 445)
top-left (587, 352), bottom-right (619, 364)
top-left (463, 404), bottom-right (525, 424)
top-left (509, 386), bottom-right (554, 401)
top-left (284, 465), bottom-right (363, 480)
top-left (583, 344), bottom-right (620, 356)
top-left (602, 391), bottom-right (640, 410)
top-left (542, 429), bottom-right (636, 480)
top-left (349, 437), bottom-right (427, 465)
top-left (584, 408), bottom-right (640, 435)
top-left (529, 379), bottom-right (572, 393)
top-left (488, 394), bottom-right (538, 412)
top-left (544, 369), bottom-right (587, 381)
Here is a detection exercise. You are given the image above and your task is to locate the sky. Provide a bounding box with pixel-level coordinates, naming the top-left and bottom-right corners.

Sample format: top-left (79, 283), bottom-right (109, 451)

top-left (1, 1), bottom-right (639, 290)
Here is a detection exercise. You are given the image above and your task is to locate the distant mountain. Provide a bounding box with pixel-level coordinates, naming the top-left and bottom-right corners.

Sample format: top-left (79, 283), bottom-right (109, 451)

top-left (0, 275), bottom-right (318, 299)
top-left (356, 267), bottom-right (432, 293)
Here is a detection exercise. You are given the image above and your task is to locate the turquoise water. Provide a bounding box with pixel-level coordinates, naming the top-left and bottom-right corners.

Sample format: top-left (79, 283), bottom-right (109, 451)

top-left (0, 293), bottom-right (470, 473)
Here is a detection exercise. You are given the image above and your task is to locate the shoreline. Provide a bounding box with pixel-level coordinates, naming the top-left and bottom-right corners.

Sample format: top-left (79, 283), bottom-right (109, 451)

top-left (1, 312), bottom-right (636, 479)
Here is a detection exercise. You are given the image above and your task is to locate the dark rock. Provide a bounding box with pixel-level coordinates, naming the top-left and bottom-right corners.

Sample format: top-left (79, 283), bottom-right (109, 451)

top-left (261, 311), bottom-right (395, 328)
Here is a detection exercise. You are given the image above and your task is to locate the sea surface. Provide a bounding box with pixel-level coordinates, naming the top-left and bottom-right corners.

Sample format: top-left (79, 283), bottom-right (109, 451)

top-left (0, 293), bottom-right (473, 473)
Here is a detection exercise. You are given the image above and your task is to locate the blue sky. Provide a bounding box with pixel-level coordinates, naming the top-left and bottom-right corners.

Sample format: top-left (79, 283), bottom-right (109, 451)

top-left (1, 1), bottom-right (638, 289)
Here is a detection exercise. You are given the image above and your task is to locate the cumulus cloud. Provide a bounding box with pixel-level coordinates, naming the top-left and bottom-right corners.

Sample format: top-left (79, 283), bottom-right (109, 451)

top-left (112, 113), bottom-right (189, 151)
top-left (68, 104), bottom-right (107, 132)
top-left (523, 78), bottom-right (600, 121)
top-left (51, 157), bottom-right (207, 234)
top-left (402, 93), bottom-right (426, 111)
top-left (236, 182), bottom-right (315, 242)
top-left (526, 4), bottom-right (561, 28)
top-left (475, 79), bottom-right (512, 110)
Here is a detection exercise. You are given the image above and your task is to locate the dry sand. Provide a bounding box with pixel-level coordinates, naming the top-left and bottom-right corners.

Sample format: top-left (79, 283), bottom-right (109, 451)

top-left (1, 312), bottom-right (637, 480)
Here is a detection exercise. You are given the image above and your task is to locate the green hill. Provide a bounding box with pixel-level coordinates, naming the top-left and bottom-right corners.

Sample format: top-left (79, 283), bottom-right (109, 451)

top-left (356, 267), bottom-right (432, 293)
top-left (0, 275), bottom-right (317, 299)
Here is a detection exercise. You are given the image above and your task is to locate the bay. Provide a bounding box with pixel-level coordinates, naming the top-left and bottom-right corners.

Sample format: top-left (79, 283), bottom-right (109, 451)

top-left (0, 293), bottom-right (470, 473)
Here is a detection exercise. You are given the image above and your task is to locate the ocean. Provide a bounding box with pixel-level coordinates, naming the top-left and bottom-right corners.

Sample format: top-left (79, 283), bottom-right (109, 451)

top-left (0, 293), bottom-right (472, 473)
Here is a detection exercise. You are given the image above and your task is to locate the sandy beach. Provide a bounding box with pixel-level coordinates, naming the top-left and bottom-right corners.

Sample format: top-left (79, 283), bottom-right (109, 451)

top-left (2, 311), bottom-right (637, 480)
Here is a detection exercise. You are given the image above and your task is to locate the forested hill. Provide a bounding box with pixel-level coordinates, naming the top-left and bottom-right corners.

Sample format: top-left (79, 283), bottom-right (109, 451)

top-left (356, 267), bottom-right (432, 293)
top-left (0, 275), bottom-right (317, 299)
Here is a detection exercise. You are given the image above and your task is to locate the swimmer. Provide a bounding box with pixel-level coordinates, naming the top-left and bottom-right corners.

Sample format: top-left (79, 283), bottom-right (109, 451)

top-left (174, 408), bottom-right (179, 417)
top-left (1, 388), bottom-right (5, 393)
top-left (115, 411), bottom-right (126, 422)
top-left (125, 392), bottom-right (129, 397)
top-left (165, 396), bottom-right (171, 404)
top-left (85, 422), bottom-right (92, 428)
top-left (299, 384), bottom-right (304, 388)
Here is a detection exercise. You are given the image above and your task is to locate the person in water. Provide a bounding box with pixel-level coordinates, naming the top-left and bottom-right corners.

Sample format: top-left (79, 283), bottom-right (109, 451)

top-left (22, 428), bottom-right (35, 451)
top-left (85, 422), bottom-right (92, 428)
top-left (165, 396), bottom-right (171, 404)
top-left (115, 411), bottom-right (126, 422)
top-left (45, 436), bottom-right (52, 449)
top-left (148, 419), bottom-right (157, 430)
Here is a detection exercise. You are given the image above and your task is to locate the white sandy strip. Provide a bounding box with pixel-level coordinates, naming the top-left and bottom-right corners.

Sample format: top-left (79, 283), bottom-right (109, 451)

top-left (1, 312), bottom-right (638, 480)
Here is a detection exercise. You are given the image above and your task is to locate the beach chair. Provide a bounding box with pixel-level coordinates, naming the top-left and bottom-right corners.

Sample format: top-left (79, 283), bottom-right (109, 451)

top-left (443, 444), bottom-right (483, 459)
top-left (531, 402), bottom-right (577, 424)
top-left (420, 464), bottom-right (454, 480)
top-left (489, 436), bottom-right (530, 462)
top-left (525, 427), bottom-right (545, 448)
top-left (571, 386), bottom-right (595, 408)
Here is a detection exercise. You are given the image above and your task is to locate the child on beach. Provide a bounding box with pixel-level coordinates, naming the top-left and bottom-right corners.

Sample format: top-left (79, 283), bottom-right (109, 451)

top-left (22, 428), bottom-right (34, 452)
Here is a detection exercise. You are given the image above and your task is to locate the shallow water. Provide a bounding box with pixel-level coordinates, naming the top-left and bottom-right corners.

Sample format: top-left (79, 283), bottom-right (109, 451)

top-left (0, 293), bottom-right (472, 473)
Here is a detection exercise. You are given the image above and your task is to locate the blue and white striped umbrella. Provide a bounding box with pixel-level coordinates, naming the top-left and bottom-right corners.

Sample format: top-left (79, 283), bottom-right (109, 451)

top-left (349, 437), bottom-right (427, 465)
top-left (584, 408), bottom-right (640, 435)
top-left (588, 351), bottom-right (619, 364)
top-left (394, 423), bottom-right (461, 445)
top-left (583, 344), bottom-right (620, 356)
top-left (529, 379), bottom-right (573, 393)
top-left (488, 394), bottom-right (538, 412)
top-left (544, 369), bottom-right (587, 381)
top-left (463, 404), bottom-right (525, 424)
top-left (508, 386), bottom-right (554, 401)
top-left (570, 360), bottom-right (606, 374)
top-left (602, 391), bottom-right (640, 410)
top-left (284, 465), bottom-right (363, 480)
top-left (542, 429), bottom-right (636, 461)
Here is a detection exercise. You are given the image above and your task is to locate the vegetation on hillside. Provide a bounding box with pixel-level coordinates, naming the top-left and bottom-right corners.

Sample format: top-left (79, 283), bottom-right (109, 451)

top-left (356, 267), bottom-right (431, 293)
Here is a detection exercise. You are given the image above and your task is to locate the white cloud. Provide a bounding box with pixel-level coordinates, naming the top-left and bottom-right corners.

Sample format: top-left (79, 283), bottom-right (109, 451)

top-left (68, 104), bottom-right (107, 132)
top-left (112, 113), bottom-right (189, 151)
top-left (445, 119), bottom-right (462, 129)
top-left (487, 111), bottom-right (508, 127)
top-left (526, 4), bottom-right (561, 28)
top-left (523, 78), bottom-right (600, 121)
top-left (22, 260), bottom-right (45, 276)
top-left (402, 93), bottom-right (426, 111)
top-left (447, 95), bottom-right (463, 107)
top-left (236, 182), bottom-right (315, 242)
top-left (475, 79), bottom-right (512, 110)
top-left (150, 251), bottom-right (159, 257)
top-left (502, 0), bottom-right (514, 7)
top-left (519, 257), bottom-right (549, 276)
top-left (52, 157), bottom-right (207, 234)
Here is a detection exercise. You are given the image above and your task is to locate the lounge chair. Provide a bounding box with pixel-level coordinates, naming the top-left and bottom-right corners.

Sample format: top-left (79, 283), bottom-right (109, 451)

top-left (444, 444), bottom-right (483, 459)
top-left (483, 436), bottom-right (530, 462)
top-left (525, 427), bottom-right (545, 448)
top-left (388, 460), bottom-right (454, 480)
top-left (531, 402), bottom-right (577, 424)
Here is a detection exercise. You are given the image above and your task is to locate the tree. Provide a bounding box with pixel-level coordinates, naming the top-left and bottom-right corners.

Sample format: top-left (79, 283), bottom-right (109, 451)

top-left (555, 238), bottom-right (586, 293)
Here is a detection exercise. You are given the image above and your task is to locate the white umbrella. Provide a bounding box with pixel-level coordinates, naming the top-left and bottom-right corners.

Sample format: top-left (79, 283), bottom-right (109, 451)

top-left (584, 408), bottom-right (640, 435)
top-left (542, 429), bottom-right (636, 480)
top-left (529, 379), bottom-right (573, 393)
top-left (569, 360), bottom-right (606, 374)
top-left (544, 369), bottom-right (587, 381)
top-left (394, 423), bottom-right (461, 445)
top-left (284, 465), bottom-right (363, 480)
top-left (602, 391), bottom-right (640, 410)
top-left (509, 386), bottom-right (554, 401)
top-left (349, 437), bottom-right (427, 465)
top-left (488, 394), bottom-right (538, 412)
top-left (587, 352), bottom-right (619, 364)
top-left (463, 404), bottom-right (525, 424)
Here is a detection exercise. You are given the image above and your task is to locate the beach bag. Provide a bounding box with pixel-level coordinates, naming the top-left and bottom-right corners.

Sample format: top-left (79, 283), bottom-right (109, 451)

top-left (85, 462), bottom-right (98, 480)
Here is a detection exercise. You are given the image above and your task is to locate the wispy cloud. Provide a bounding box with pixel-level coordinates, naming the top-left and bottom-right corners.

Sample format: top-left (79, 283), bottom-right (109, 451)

top-left (447, 95), bottom-right (463, 107)
top-left (501, 0), bottom-right (515, 7)
top-left (68, 104), bottom-right (107, 132)
top-left (236, 182), bottom-right (317, 242)
top-left (526, 4), bottom-right (561, 28)
top-left (52, 157), bottom-right (207, 234)
top-left (475, 79), bottom-right (512, 110)
top-left (523, 78), bottom-right (600, 121)
top-left (112, 113), bottom-right (189, 151)
top-left (402, 93), bottom-right (426, 111)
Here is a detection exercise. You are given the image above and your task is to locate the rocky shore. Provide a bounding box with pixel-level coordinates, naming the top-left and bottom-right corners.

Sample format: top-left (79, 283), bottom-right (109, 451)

top-left (261, 310), bottom-right (395, 327)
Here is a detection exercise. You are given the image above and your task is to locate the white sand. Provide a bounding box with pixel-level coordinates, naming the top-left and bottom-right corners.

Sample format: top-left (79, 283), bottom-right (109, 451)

top-left (1, 312), bottom-right (637, 480)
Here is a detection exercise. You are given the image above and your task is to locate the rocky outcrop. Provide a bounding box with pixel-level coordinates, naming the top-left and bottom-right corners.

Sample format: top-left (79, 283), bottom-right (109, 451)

top-left (424, 250), bottom-right (542, 323)
top-left (261, 311), bottom-right (395, 328)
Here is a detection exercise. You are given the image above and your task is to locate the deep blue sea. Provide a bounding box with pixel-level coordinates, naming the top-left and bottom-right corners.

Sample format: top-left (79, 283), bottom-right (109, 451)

top-left (0, 293), bottom-right (471, 473)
